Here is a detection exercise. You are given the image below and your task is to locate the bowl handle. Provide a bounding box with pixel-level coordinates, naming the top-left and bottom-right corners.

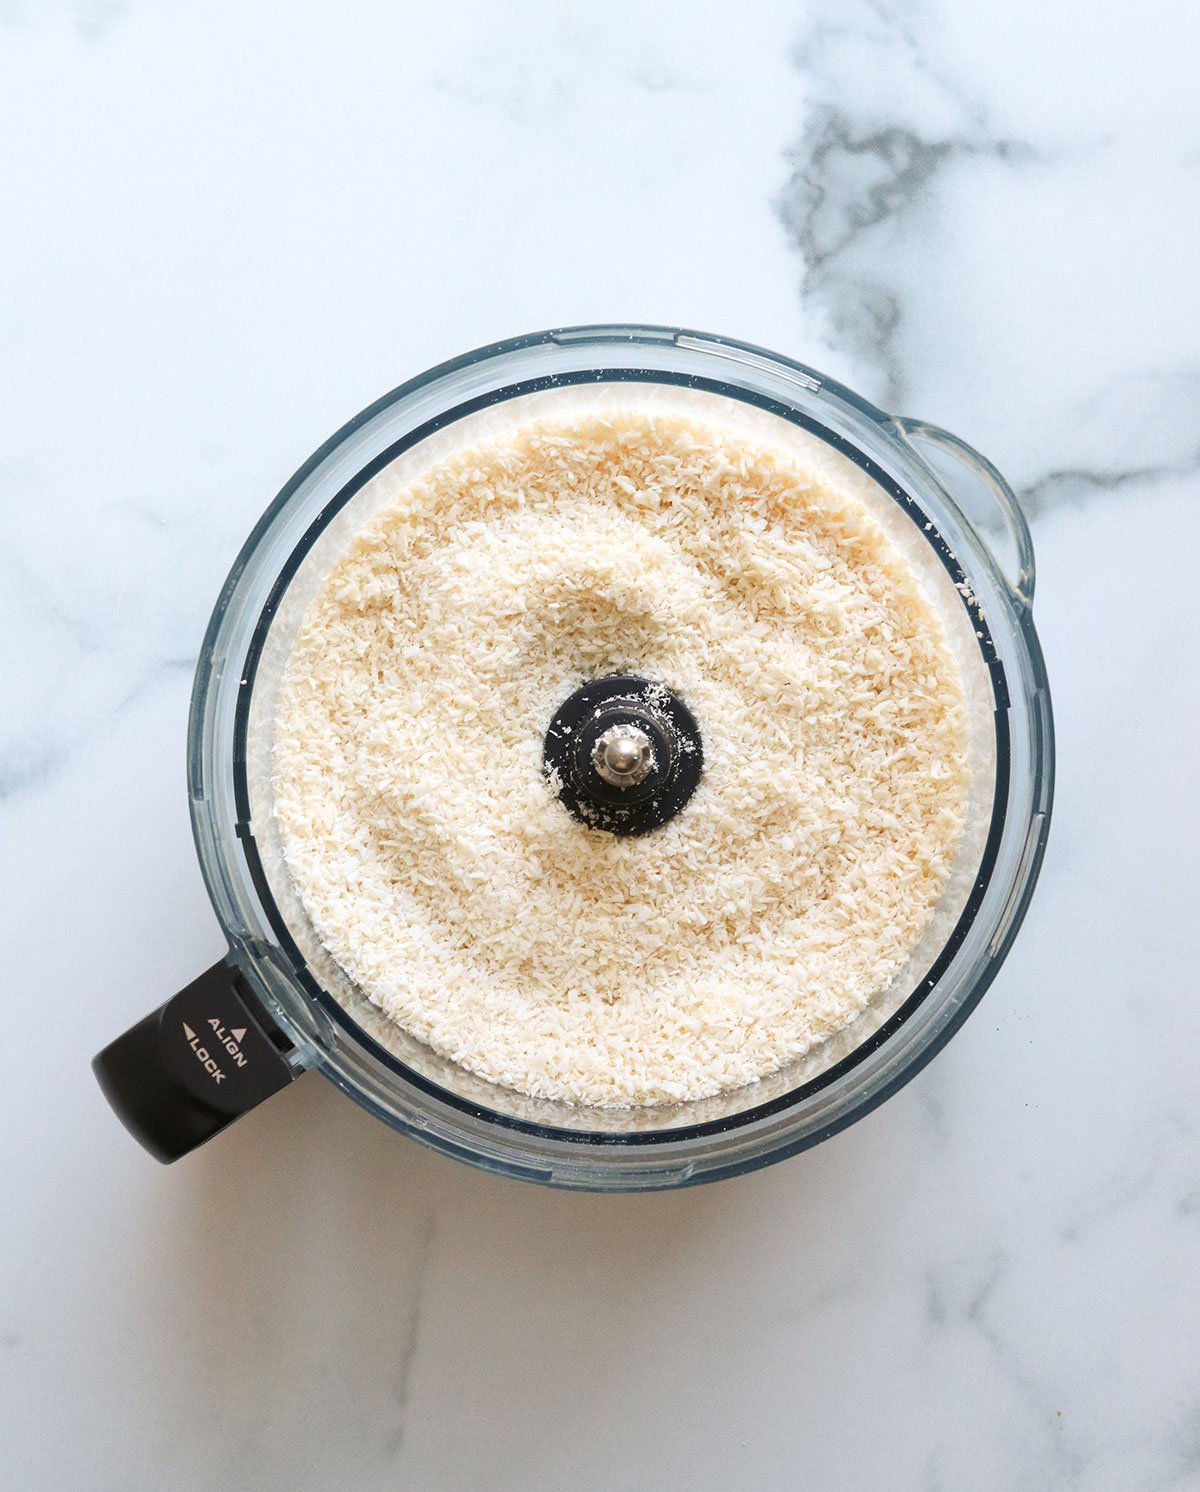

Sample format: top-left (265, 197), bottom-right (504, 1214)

top-left (890, 418), bottom-right (1036, 609)
top-left (92, 960), bottom-right (299, 1163)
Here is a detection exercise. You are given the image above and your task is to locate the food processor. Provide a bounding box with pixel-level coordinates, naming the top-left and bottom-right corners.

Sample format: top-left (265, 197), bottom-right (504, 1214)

top-left (92, 326), bottom-right (1054, 1189)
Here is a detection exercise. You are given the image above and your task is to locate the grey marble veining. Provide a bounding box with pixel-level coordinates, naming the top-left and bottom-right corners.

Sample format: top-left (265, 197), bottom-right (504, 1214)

top-left (1, 2), bottom-right (1198, 1490)
top-left (779, 0), bottom-right (1200, 523)
top-left (778, 0), bottom-right (1037, 402)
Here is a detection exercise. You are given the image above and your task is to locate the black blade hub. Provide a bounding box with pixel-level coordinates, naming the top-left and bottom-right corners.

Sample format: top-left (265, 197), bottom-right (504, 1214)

top-left (543, 675), bottom-right (704, 836)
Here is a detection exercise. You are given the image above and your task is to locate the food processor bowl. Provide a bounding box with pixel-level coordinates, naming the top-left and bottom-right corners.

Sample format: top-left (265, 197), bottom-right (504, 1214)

top-left (93, 326), bottom-right (1054, 1189)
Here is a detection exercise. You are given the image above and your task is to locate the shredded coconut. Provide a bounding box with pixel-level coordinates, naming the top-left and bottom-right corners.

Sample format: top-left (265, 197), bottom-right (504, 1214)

top-left (272, 407), bottom-right (971, 1107)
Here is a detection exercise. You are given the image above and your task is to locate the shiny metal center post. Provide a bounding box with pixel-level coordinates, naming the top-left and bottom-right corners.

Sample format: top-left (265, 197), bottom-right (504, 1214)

top-left (592, 724), bottom-right (655, 788)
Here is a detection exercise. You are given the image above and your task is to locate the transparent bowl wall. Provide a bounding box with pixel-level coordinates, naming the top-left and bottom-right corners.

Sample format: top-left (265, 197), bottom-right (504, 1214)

top-left (189, 327), bottom-right (1053, 1190)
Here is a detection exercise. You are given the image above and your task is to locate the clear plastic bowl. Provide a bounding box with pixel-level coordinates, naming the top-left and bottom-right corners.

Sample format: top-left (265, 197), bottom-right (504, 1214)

top-left (99, 326), bottom-right (1054, 1188)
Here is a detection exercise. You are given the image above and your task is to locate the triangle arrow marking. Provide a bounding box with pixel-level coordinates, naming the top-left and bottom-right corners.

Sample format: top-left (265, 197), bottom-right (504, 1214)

top-left (183, 1023), bottom-right (196, 1041)
top-left (230, 1028), bottom-right (246, 1043)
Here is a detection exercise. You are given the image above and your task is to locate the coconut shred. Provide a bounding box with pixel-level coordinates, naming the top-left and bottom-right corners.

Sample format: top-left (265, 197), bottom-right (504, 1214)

top-left (271, 403), bottom-right (971, 1107)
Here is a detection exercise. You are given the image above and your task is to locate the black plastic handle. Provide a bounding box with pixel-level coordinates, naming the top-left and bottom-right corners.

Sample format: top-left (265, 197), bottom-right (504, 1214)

top-left (92, 960), bottom-right (297, 1163)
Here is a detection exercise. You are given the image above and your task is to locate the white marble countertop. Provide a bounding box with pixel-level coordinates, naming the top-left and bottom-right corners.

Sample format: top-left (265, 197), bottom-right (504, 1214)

top-left (3, 2), bottom-right (1198, 1488)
